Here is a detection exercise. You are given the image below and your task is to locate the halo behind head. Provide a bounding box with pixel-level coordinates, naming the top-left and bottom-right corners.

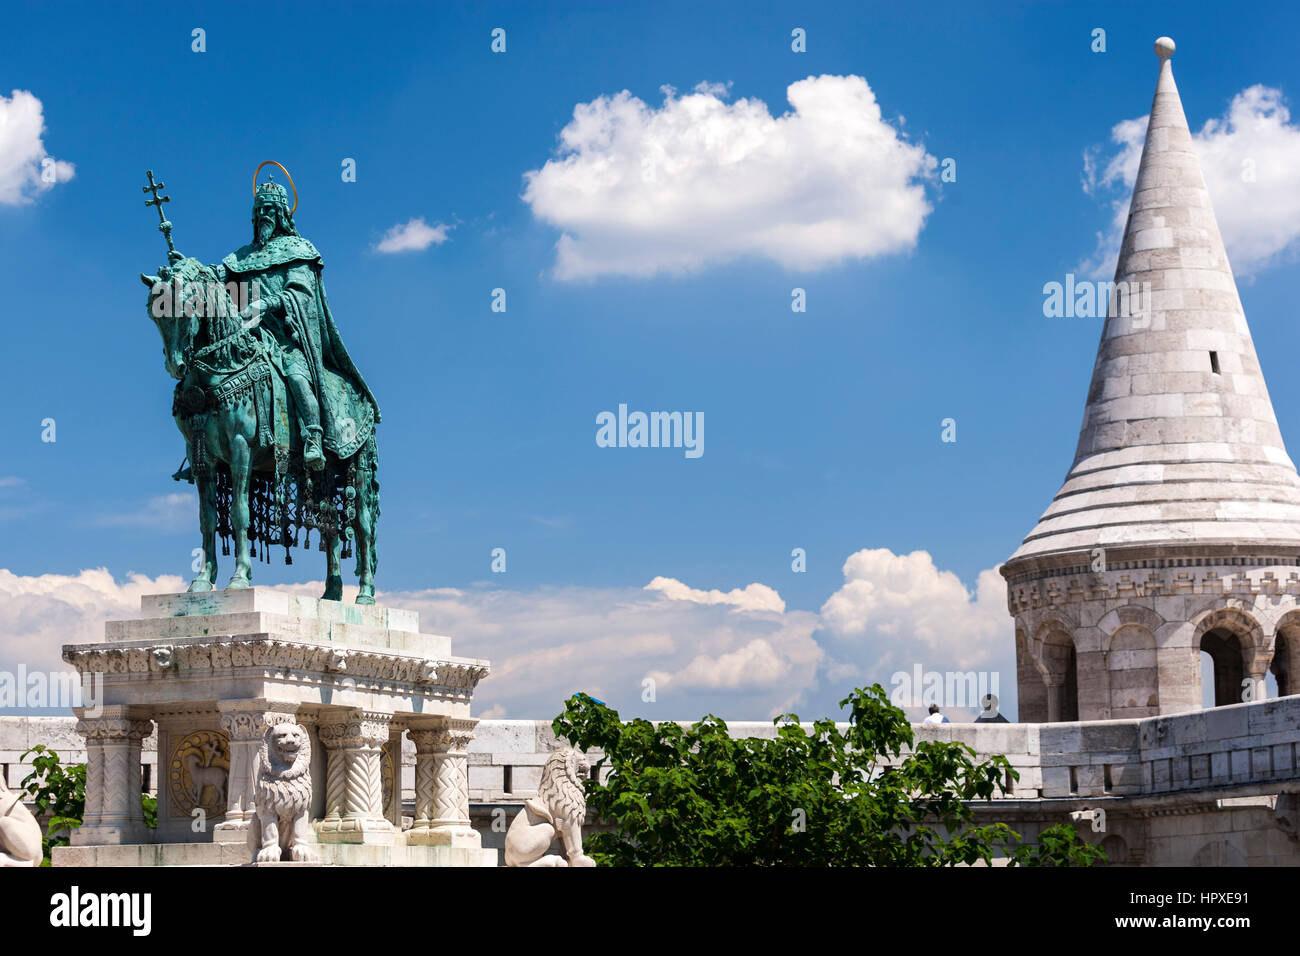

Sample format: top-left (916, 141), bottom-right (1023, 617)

top-left (253, 160), bottom-right (298, 216)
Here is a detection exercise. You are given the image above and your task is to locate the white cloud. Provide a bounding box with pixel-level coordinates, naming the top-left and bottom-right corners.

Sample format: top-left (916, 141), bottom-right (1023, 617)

top-left (0, 550), bottom-right (1016, 722)
top-left (0, 569), bottom-right (186, 695)
top-left (644, 575), bottom-right (785, 613)
top-left (374, 217), bottom-right (452, 254)
top-left (820, 549), bottom-right (1006, 657)
top-left (648, 624), bottom-right (822, 700)
top-left (522, 75), bottom-right (937, 279)
top-left (1081, 85), bottom-right (1300, 278)
top-left (818, 549), bottom-right (1013, 718)
top-left (0, 90), bottom-right (74, 205)
top-left (0, 570), bottom-right (820, 720)
top-left (394, 582), bottom-right (821, 719)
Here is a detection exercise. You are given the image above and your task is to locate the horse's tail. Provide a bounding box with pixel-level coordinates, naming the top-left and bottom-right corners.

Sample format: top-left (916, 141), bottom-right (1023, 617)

top-left (367, 434), bottom-right (379, 578)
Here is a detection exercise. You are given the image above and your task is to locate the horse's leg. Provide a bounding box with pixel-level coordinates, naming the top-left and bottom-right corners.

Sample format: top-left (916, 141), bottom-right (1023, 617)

top-left (354, 443), bottom-right (377, 605)
top-left (189, 474), bottom-right (218, 591)
top-left (322, 531), bottom-right (342, 601)
top-left (226, 428), bottom-right (253, 590)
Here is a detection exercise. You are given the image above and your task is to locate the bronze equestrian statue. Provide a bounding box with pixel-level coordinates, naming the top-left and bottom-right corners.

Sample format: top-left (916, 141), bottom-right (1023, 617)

top-left (140, 163), bottom-right (380, 603)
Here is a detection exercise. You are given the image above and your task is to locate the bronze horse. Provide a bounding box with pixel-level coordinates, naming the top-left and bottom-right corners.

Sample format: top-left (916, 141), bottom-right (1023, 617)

top-left (141, 257), bottom-right (378, 603)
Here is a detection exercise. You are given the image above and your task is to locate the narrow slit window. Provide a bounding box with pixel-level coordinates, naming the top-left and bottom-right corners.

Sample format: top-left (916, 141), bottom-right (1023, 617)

top-left (1210, 351), bottom-right (1221, 374)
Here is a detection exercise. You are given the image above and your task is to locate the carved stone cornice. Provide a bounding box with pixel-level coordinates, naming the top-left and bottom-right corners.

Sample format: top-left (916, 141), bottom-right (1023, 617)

top-left (1140, 804), bottom-right (1210, 818)
top-left (151, 703), bottom-right (221, 720)
top-left (61, 637), bottom-right (489, 699)
top-left (1006, 564), bottom-right (1300, 615)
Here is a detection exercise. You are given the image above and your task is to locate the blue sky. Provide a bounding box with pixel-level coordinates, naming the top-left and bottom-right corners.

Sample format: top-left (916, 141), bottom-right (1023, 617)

top-left (4, 1), bottom-right (1300, 720)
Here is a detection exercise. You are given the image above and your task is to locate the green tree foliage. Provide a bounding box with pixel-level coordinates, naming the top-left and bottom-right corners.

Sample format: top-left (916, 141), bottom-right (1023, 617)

top-left (141, 793), bottom-right (158, 830)
top-left (20, 745), bottom-right (157, 866)
top-left (1012, 822), bottom-right (1106, 867)
top-left (20, 746), bottom-right (85, 866)
top-left (553, 685), bottom-right (1106, 867)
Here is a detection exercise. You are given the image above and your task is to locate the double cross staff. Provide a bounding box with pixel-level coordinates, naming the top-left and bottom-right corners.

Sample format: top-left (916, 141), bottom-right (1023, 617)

top-left (142, 169), bottom-right (179, 261)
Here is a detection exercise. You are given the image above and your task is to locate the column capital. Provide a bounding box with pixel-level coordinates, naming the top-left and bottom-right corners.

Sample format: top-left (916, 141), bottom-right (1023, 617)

top-left (217, 700), bottom-right (301, 741)
top-left (74, 711), bottom-right (153, 741)
top-left (318, 710), bottom-right (391, 750)
top-left (408, 717), bottom-right (478, 755)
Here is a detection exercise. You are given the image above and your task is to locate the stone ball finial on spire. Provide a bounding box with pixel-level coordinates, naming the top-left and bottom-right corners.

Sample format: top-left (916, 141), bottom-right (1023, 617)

top-left (1155, 36), bottom-right (1175, 58)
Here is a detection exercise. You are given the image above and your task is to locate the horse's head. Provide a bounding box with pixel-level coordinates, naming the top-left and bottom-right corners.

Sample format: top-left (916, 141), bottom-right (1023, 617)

top-left (140, 257), bottom-right (220, 380)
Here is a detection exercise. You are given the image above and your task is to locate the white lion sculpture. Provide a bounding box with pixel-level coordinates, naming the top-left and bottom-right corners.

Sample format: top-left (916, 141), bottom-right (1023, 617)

top-left (0, 777), bottom-right (42, 867)
top-left (248, 723), bottom-right (318, 864)
top-left (504, 747), bottom-right (595, 867)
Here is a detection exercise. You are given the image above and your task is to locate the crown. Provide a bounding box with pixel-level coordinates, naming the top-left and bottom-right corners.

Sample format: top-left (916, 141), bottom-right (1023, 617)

top-left (252, 160), bottom-right (298, 216)
top-left (254, 180), bottom-right (291, 212)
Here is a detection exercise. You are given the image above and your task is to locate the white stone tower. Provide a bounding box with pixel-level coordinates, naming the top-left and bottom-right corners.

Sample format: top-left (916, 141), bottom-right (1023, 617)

top-left (1003, 37), bottom-right (1300, 722)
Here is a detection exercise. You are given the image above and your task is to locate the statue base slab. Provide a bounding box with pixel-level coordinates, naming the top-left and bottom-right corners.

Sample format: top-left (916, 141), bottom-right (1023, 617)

top-left (315, 816), bottom-right (397, 844)
top-left (53, 839), bottom-right (497, 868)
top-left (73, 823), bottom-right (153, 846)
top-left (211, 821), bottom-right (250, 844)
top-left (406, 825), bottom-right (481, 848)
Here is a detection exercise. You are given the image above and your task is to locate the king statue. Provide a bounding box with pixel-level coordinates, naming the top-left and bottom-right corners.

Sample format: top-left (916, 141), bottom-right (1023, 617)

top-left (140, 162), bottom-right (382, 603)
top-left (220, 172), bottom-right (380, 468)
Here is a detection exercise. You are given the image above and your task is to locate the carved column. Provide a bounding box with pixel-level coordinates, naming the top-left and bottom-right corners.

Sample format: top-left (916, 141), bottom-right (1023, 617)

top-left (315, 710), bottom-right (394, 844)
top-left (213, 700), bottom-right (300, 844)
top-left (1045, 683), bottom-right (1062, 723)
top-left (73, 706), bottom-right (153, 845)
top-left (1246, 662), bottom-right (1268, 703)
top-left (407, 717), bottom-right (480, 847)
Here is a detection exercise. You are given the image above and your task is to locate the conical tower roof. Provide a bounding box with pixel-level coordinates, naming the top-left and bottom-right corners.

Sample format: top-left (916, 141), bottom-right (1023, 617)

top-left (1009, 37), bottom-right (1300, 564)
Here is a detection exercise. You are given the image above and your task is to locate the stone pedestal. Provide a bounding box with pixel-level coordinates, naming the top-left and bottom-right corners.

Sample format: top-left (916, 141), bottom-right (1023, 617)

top-left (57, 588), bottom-right (492, 867)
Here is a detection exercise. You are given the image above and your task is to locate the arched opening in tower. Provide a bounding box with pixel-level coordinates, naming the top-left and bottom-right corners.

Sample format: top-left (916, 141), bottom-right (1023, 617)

top-left (1016, 629), bottom-right (1049, 722)
top-left (1200, 629), bottom-right (1245, 707)
top-left (1043, 632), bottom-right (1079, 722)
